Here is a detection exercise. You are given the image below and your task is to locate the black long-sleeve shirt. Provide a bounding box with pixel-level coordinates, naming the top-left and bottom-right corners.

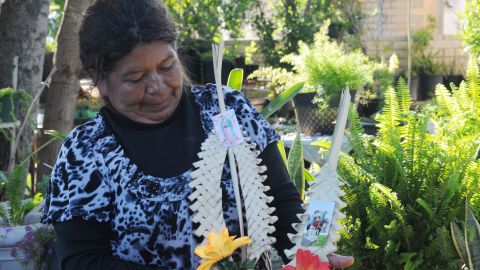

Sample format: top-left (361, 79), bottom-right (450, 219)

top-left (53, 90), bottom-right (303, 270)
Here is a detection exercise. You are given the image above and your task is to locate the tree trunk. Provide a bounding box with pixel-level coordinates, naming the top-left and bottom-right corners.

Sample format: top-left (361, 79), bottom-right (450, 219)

top-left (0, 0), bottom-right (50, 171)
top-left (37, 0), bottom-right (91, 180)
top-left (0, 0), bottom-right (6, 14)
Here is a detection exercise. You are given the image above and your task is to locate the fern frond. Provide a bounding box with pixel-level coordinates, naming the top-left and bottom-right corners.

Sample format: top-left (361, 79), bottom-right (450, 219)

top-left (396, 77), bottom-right (412, 116)
top-left (376, 87), bottom-right (401, 147)
top-left (435, 84), bottom-right (460, 117)
top-left (466, 56), bottom-right (480, 110)
top-left (453, 81), bottom-right (471, 112)
top-left (6, 165), bottom-right (26, 225)
top-left (347, 103), bottom-right (367, 162)
top-left (0, 202), bottom-right (11, 225)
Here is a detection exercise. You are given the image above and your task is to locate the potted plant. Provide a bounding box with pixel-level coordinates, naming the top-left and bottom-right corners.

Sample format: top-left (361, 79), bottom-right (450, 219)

top-left (12, 224), bottom-right (56, 270)
top-left (441, 57), bottom-right (464, 91)
top-left (283, 21), bottom-right (373, 135)
top-left (0, 165), bottom-right (47, 270)
top-left (412, 15), bottom-right (443, 101)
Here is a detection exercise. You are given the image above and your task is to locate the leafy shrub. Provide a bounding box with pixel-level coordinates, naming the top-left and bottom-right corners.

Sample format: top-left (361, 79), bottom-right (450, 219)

top-left (315, 69), bottom-right (480, 268)
top-left (460, 0), bottom-right (480, 58)
top-left (283, 21), bottom-right (373, 110)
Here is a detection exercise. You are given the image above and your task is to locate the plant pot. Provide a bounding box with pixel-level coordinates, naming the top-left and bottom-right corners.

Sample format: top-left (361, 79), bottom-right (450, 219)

top-left (0, 95), bottom-right (17, 123)
top-left (0, 224), bottom-right (43, 270)
top-left (443, 75), bottom-right (464, 91)
top-left (419, 75), bottom-right (443, 101)
top-left (293, 92), bottom-right (338, 136)
top-left (360, 120), bottom-right (379, 136)
top-left (410, 76), bottom-right (420, 101)
top-left (357, 99), bottom-right (379, 117)
top-left (202, 59), bottom-right (234, 84)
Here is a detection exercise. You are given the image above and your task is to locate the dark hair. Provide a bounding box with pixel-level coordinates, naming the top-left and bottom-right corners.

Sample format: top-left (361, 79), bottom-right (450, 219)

top-left (79, 0), bottom-right (178, 85)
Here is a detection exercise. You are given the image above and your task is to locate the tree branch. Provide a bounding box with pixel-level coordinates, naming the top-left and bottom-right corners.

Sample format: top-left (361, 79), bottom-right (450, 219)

top-left (8, 67), bottom-right (57, 172)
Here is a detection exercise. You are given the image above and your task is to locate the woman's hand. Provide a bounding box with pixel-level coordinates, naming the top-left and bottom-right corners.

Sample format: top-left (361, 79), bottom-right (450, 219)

top-left (327, 253), bottom-right (355, 269)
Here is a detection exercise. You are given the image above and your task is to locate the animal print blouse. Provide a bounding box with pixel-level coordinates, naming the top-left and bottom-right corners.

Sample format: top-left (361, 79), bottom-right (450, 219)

top-left (42, 84), bottom-right (279, 269)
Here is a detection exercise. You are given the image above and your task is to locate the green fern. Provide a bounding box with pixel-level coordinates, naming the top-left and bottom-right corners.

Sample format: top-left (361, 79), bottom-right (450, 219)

top-left (466, 56), bottom-right (480, 110)
top-left (435, 84), bottom-right (460, 117)
top-left (331, 69), bottom-right (480, 269)
top-left (376, 86), bottom-right (401, 148)
top-left (396, 77), bottom-right (412, 116)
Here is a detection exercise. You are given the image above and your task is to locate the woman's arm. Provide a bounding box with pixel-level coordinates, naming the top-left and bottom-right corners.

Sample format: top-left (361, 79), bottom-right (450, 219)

top-left (54, 218), bottom-right (164, 270)
top-left (258, 141), bottom-right (305, 263)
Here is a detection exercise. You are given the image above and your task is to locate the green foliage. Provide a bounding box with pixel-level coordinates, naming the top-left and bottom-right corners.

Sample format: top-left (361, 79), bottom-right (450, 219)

top-left (287, 132), bottom-right (305, 200)
top-left (46, 0), bottom-right (65, 52)
top-left (227, 69), bottom-right (244, 91)
top-left (283, 21), bottom-right (373, 109)
top-left (314, 70), bottom-right (480, 268)
top-left (244, 41), bottom-right (257, 65)
top-left (412, 16), bottom-right (440, 76)
top-left (460, 0), bottom-right (480, 57)
top-left (247, 66), bottom-right (296, 94)
top-left (260, 82), bottom-right (304, 119)
top-left (13, 225), bottom-right (56, 270)
top-left (360, 53), bottom-right (398, 108)
top-left (217, 259), bottom-right (256, 270)
top-left (164, 0), bottom-right (254, 47)
top-left (0, 165), bottom-right (38, 226)
top-left (251, 0), bottom-right (364, 67)
top-left (451, 205), bottom-right (480, 270)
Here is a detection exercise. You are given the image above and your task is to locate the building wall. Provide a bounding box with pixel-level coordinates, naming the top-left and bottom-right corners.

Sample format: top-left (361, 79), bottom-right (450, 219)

top-left (360, 0), bottom-right (467, 75)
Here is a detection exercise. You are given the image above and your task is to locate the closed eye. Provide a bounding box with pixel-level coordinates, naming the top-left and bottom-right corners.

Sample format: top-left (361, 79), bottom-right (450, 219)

top-left (159, 63), bottom-right (175, 72)
top-left (127, 76), bottom-right (143, 84)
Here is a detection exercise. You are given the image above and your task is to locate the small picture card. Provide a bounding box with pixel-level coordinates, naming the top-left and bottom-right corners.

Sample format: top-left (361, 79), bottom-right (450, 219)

top-left (213, 109), bottom-right (244, 147)
top-left (301, 201), bottom-right (336, 247)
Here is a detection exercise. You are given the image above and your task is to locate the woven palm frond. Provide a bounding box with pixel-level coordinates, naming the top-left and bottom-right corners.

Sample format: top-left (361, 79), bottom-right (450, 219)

top-left (189, 133), bottom-right (228, 239)
top-left (232, 140), bottom-right (277, 260)
top-left (285, 90), bottom-right (350, 263)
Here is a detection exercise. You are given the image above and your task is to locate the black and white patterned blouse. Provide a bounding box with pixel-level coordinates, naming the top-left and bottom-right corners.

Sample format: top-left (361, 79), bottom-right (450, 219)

top-left (42, 84), bottom-right (280, 269)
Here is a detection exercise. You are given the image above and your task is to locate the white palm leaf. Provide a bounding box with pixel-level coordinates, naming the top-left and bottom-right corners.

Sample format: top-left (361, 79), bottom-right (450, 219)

top-left (285, 90), bottom-right (350, 263)
top-left (189, 133), bottom-right (228, 238)
top-left (232, 140), bottom-right (277, 260)
top-left (188, 40), bottom-right (276, 265)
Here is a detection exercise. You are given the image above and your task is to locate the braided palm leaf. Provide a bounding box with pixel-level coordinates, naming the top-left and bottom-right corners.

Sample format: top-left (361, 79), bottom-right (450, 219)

top-left (189, 133), bottom-right (228, 239)
top-left (285, 90), bottom-right (350, 263)
top-left (189, 40), bottom-right (277, 266)
top-left (232, 140), bottom-right (277, 260)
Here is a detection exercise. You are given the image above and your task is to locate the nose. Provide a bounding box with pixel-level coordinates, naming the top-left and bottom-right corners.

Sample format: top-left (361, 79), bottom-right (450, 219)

top-left (145, 72), bottom-right (166, 95)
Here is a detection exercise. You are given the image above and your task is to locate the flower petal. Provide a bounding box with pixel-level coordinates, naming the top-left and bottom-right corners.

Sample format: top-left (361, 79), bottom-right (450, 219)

top-left (197, 260), bottom-right (217, 270)
top-left (230, 236), bottom-right (251, 253)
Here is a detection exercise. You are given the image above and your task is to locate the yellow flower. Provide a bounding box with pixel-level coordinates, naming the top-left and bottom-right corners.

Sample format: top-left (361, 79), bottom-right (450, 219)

top-left (194, 228), bottom-right (251, 270)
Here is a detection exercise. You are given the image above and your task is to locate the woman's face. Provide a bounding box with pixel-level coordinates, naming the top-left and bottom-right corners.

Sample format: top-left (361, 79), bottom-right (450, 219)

top-left (98, 41), bottom-right (183, 124)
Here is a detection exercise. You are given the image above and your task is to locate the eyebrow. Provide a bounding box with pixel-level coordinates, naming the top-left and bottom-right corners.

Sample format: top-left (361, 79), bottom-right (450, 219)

top-left (122, 54), bottom-right (175, 77)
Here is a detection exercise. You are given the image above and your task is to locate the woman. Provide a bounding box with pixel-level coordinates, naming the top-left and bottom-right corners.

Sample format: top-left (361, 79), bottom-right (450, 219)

top-left (42, 0), bottom-right (352, 269)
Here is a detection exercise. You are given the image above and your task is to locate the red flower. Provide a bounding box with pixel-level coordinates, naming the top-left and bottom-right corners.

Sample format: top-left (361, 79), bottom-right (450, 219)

top-left (282, 249), bottom-right (330, 270)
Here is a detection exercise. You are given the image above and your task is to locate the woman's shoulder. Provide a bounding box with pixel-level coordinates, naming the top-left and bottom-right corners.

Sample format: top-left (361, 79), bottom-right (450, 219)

top-left (189, 84), bottom-right (279, 151)
top-left (62, 114), bottom-right (110, 151)
top-left (189, 83), bottom-right (250, 108)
